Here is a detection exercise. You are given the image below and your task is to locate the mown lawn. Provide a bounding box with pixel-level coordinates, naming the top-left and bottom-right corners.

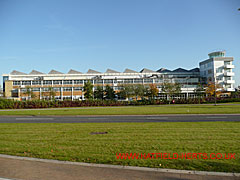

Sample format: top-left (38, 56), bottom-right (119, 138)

top-left (0, 105), bottom-right (240, 115)
top-left (0, 122), bottom-right (239, 172)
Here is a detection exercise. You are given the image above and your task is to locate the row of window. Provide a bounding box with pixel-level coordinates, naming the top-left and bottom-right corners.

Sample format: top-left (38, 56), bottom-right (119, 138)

top-left (13, 78), bottom-right (200, 86)
top-left (19, 87), bottom-right (84, 92)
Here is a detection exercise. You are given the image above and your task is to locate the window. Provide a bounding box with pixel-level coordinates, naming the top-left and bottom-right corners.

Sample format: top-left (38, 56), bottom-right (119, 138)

top-left (63, 96), bottom-right (72, 100)
top-left (224, 61), bottom-right (230, 65)
top-left (216, 68), bottom-right (222, 73)
top-left (43, 80), bottom-right (52, 85)
top-left (63, 87), bottom-right (72, 91)
top-left (143, 79), bottom-right (153, 83)
top-left (21, 88), bottom-right (27, 93)
top-left (32, 81), bottom-right (41, 85)
top-left (22, 81), bottom-right (31, 85)
top-left (12, 89), bottom-right (18, 93)
top-left (63, 80), bottom-right (73, 85)
top-left (124, 79), bottom-right (133, 84)
top-left (32, 88), bottom-right (40, 92)
top-left (114, 86), bottom-right (123, 91)
top-left (154, 79), bottom-right (162, 83)
top-left (53, 88), bottom-right (60, 92)
top-left (42, 88), bottom-right (49, 92)
top-left (74, 80), bottom-right (83, 84)
top-left (13, 81), bottom-right (21, 85)
top-left (84, 80), bottom-right (93, 84)
top-left (104, 79), bottom-right (113, 84)
top-left (134, 79), bottom-right (143, 84)
top-left (73, 87), bottom-right (83, 91)
top-left (53, 80), bottom-right (62, 85)
top-left (207, 69), bottom-right (212, 74)
top-left (94, 80), bottom-right (103, 84)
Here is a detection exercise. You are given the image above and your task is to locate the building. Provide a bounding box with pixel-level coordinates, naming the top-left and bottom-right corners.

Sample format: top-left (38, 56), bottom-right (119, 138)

top-left (0, 85), bottom-right (3, 97)
top-left (2, 51), bottom-right (235, 100)
top-left (199, 51), bottom-right (235, 92)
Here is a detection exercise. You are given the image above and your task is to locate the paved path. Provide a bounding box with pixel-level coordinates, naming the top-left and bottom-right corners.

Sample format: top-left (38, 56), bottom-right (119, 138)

top-left (0, 114), bottom-right (239, 123)
top-left (0, 155), bottom-right (239, 180)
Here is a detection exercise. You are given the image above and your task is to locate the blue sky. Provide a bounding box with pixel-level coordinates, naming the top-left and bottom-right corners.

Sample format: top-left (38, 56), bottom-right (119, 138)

top-left (0, 0), bottom-right (239, 86)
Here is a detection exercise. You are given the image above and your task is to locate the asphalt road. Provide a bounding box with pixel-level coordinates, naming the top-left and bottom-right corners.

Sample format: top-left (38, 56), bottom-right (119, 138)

top-left (0, 115), bottom-right (239, 123)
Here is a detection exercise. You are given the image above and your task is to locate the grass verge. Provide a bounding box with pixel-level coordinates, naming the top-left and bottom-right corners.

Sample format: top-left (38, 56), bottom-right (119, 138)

top-left (0, 122), bottom-right (239, 172)
top-left (1, 105), bottom-right (240, 115)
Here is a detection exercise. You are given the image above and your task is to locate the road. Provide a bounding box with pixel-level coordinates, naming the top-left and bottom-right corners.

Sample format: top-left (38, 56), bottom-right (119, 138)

top-left (0, 114), bottom-right (239, 123)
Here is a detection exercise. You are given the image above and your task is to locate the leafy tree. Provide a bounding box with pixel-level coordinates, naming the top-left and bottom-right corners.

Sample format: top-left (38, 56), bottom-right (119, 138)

top-left (118, 85), bottom-right (134, 100)
top-left (205, 82), bottom-right (223, 97)
top-left (194, 83), bottom-right (205, 104)
top-left (161, 82), bottom-right (181, 103)
top-left (94, 86), bottom-right (104, 100)
top-left (134, 84), bottom-right (146, 100)
top-left (147, 84), bottom-right (159, 100)
top-left (231, 90), bottom-right (240, 98)
top-left (23, 86), bottom-right (36, 100)
top-left (83, 81), bottom-right (93, 100)
top-left (105, 85), bottom-right (115, 100)
top-left (48, 87), bottom-right (56, 100)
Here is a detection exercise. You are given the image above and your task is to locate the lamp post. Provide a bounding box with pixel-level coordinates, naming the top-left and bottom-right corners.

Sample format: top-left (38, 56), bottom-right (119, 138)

top-left (185, 77), bottom-right (190, 100)
top-left (214, 75), bottom-right (217, 106)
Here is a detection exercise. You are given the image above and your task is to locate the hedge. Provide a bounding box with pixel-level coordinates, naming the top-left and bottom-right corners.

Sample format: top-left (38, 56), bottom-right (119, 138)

top-left (0, 98), bottom-right (240, 109)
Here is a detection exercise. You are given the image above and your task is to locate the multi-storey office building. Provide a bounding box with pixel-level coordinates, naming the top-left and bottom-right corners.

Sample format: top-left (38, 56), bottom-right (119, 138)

top-left (3, 68), bottom-right (200, 100)
top-left (199, 51), bottom-right (235, 92)
top-left (2, 51), bottom-right (235, 100)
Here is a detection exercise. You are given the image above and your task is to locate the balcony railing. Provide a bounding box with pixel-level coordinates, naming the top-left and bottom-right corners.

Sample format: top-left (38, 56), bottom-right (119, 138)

top-left (224, 72), bottom-right (234, 76)
top-left (224, 64), bottom-right (235, 69)
top-left (226, 88), bottom-right (235, 92)
top-left (225, 80), bottom-right (235, 84)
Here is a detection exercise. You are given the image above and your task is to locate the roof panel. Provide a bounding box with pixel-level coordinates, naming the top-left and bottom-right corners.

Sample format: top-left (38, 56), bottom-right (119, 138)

top-left (157, 68), bottom-right (171, 72)
top-left (189, 68), bottom-right (200, 72)
top-left (140, 68), bottom-right (156, 73)
top-left (29, 70), bottom-right (44, 75)
top-left (10, 70), bottom-right (27, 75)
top-left (68, 69), bottom-right (82, 74)
top-left (172, 68), bottom-right (189, 72)
top-left (123, 68), bottom-right (138, 73)
top-left (87, 69), bottom-right (101, 74)
top-left (48, 70), bottom-right (64, 74)
top-left (105, 69), bottom-right (120, 73)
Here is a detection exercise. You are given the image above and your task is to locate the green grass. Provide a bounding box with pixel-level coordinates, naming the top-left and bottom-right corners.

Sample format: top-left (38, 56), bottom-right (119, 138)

top-left (0, 105), bottom-right (240, 115)
top-left (0, 122), bottom-right (239, 172)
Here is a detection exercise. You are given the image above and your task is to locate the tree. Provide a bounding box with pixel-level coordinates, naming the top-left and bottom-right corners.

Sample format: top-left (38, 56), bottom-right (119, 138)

top-left (205, 82), bottom-right (223, 106)
top-left (147, 84), bottom-right (159, 100)
top-left (83, 81), bottom-right (93, 100)
top-left (205, 82), bottom-right (222, 97)
top-left (161, 82), bottom-right (181, 103)
top-left (105, 85), bottom-right (115, 100)
top-left (23, 86), bottom-right (36, 100)
top-left (48, 87), bottom-right (56, 100)
top-left (194, 83), bottom-right (205, 104)
top-left (118, 85), bottom-right (134, 100)
top-left (94, 86), bottom-right (104, 100)
top-left (134, 84), bottom-right (147, 100)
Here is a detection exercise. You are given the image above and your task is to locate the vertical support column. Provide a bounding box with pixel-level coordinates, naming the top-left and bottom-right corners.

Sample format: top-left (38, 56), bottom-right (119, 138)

top-left (40, 88), bottom-right (42, 100)
top-left (18, 88), bottom-right (21, 99)
top-left (72, 87), bottom-right (74, 101)
top-left (61, 87), bottom-right (63, 101)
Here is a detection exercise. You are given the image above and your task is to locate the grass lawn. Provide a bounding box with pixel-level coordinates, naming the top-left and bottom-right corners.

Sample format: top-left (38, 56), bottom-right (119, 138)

top-left (0, 122), bottom-right (239, 172)
top-left (0, 105), bottom-right (240, 115)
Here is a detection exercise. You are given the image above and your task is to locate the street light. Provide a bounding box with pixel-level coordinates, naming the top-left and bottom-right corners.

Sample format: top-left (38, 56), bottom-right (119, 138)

top-left (214, 75), bottom-right (217, 106)
top-left (185, 77), bottom-right (190, 100)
